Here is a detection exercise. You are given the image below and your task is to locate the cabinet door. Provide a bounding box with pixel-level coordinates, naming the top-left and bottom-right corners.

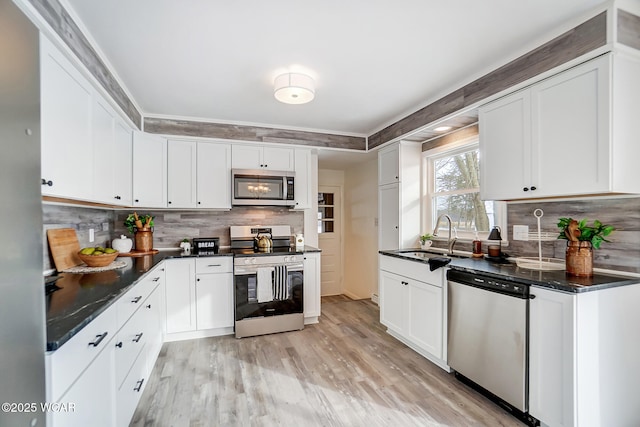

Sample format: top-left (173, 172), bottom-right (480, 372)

top-left (113, 121), bottom-right (133, 206)
top-left (479, 89), bottom-right (531, 200)
top-left (167, 140), bottom-right (197, 208)
top-left (40, 36), bottom-right (93, 200)
top-left (407, 280), bottom-right (442, 358)
top-left (532, 55), bottom-right (610, 198)
top-left (164, 259), bottom-right (196, 333)
top-left (195, 273), bottom-right (234, 330)
top-left (197, 142), bottom-right (231, 209)
top-left (143, 282), bottom-right (164, 368)
top-left (378, 143), bottom-right (399, 185)
top-left (379, 270), bottom-right (405, 333)
top-left (50, 343), bottom-right (115, 427)
top-left (231, 144), bottom-right (262, 169)
top-left (132, 132), bottom-right (167, 208)
top-left (529, 286), bottom-right (576, 427)
top-left (263, 146), bottom-right (294, 171)
top-left (378, 184), bottom-right (400, 250)
top-left (303, 253), bottom-right (321, 319)
top-left (293, 148), bottom-right (311, 209)
top-left (92, 99), bottom-right (116, 204)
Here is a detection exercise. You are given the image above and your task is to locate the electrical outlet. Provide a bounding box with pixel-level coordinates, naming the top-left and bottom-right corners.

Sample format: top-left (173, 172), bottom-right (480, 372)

top-left (513, 225), bottom-right (529, 241)
top-left (89, 228), bottom-right (95, 243)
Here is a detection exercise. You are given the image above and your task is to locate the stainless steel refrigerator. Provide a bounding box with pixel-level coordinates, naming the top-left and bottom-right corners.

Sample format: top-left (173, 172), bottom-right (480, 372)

top-left (0, 0), bottom-right (47, 426)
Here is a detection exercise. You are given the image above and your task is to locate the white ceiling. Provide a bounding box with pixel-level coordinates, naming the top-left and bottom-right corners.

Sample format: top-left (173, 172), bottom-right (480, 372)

top-left (64, 0), bottom-right (606, 142)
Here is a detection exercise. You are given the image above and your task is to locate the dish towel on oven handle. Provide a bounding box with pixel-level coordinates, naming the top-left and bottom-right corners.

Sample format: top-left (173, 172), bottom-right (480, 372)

top-left (273, 265), bottom-right (289, 300)
top-left (257, 267), bottom-right (274, 303)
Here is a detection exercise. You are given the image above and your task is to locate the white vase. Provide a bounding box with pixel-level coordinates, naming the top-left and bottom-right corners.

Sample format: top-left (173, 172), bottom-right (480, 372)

top-left (112, 235), bottom-right (133, 253)
top-left (420, 240), bottom-right (433, 250)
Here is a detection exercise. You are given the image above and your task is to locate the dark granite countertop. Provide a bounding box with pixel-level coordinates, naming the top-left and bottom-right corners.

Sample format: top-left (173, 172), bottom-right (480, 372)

top-left (46, 246), bottom-right (321, 352)
top-left (380, 249), bottom-right (639, 293)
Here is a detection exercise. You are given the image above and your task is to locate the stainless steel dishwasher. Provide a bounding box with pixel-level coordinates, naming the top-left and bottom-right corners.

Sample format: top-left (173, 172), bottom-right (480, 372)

top-left (447, 269), bottom-right (538, 426)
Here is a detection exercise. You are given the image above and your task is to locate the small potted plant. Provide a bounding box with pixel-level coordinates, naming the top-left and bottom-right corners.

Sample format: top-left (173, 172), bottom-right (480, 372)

top-left (419, 233), bottom-right (434, 250)
top-left (557, 217), bottom-right (614, 277)
top-left (124, 212), bottom-right (155, 252)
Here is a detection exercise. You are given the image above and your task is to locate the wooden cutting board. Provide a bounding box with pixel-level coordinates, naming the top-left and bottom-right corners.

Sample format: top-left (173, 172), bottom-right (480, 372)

top-left (47, 228), bottom-right (82, 271)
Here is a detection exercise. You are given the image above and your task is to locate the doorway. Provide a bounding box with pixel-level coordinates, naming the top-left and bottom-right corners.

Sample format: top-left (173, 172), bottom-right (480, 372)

top-left (318, 186), bottom-right (343, 296)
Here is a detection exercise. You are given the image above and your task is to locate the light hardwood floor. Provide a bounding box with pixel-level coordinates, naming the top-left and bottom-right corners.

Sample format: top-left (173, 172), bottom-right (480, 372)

top-left (131, 296), bottom-right (524, 426)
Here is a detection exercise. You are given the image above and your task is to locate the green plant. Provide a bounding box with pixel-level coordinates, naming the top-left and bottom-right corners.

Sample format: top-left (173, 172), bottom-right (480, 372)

top-left (557, 217), bottom-right (614, 249)
top-left (419, 233), bottom-right (434, 244)
top-left (124, 212), bottom-right (154, 234)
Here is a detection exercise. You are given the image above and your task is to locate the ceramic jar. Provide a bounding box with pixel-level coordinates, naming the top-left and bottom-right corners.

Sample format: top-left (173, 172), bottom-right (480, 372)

top-left (566, 241), bottom-right (593, 277)
top-left (112, 235), bottom-right (133, 253)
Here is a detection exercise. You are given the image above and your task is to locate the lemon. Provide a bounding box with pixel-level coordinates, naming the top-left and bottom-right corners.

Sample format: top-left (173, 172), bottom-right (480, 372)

top-left (80, 247), bottom-right (95, 255)
top-left (104, 248), bottom-right (117, 254)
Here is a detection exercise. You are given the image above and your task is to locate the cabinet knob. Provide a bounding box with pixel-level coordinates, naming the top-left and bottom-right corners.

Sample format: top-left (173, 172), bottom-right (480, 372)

top-left (395, 225), bottom-right (399, 229)
top-left (264, 164), bottom-right (268, 168)
top-left (115, 342), bottom-right (123, 348)
top-left (197, 278), bottom-right (200, 282)
top-left (401, 281), bottom-right (408, 286)
top-left (530, 186), bottom-right (537, 191)
top-left (135, 199), bottom-right (139, 203)
top-left (168, 201), bottom-right (172, 204)
top-left (41, 179), bottom-right (53, 186)
top-left (523, 187), bottom-right (529, 192)
top-left (114, 195), bottom-right (121, 200)
top-left (146, 304), bottom-right (151, 309)
top-left (198, 201), bottom-right (201, 205)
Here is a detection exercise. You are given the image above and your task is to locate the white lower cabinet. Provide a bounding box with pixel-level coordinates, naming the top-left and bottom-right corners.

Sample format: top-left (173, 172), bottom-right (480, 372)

top-left (165, 257), bottom-right (235, 341)
top-left (164, 258), bottom-right (197, 334)
top-left (195, 258), bottom-right (234, 330)
top-left (303, 252), bottom-right (321, 323)
top-left (529, 284), bottom-right (640, 427)
top-left (49, 340), bottom-right (116, 427)
top-left (379, 255), bottom-right (448, 370)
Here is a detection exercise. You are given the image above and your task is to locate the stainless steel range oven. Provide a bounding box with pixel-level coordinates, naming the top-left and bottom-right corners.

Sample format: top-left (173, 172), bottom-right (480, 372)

top-left (230, 225), bottom-right (304, 338)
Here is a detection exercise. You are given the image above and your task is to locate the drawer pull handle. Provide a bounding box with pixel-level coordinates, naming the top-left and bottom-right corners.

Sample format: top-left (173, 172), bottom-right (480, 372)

top-left (134, 379), bottom-right (144, 392)
top-left (133, 333), bottom-right (143, 343)
top-left (132, 296), bottom-right (142, 303)
top-left (207, 264), bottom-right (222, 267)
top-left (88, 332), bottom-right (108, 347)
top-left (115, 341), bottom-right (123, 348)
top-left (153, 277), bottom-right (160, 282)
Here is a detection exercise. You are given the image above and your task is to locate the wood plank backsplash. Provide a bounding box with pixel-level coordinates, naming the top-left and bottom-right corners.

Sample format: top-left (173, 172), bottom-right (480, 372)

top-left (42, 204), bottom-right (303, 271)
top-left (507, 197), bottom-right (640, 273)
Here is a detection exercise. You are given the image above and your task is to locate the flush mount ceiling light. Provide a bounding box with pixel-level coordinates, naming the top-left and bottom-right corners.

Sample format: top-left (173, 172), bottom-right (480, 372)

top-left (433, 126), bottom-right (452, 132)
top-left (274, 72), bottom-right (315, 105)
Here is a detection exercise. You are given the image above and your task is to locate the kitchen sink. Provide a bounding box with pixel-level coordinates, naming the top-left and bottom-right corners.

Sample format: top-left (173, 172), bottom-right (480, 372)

top-left (395, 249), bottom-right (469, 260)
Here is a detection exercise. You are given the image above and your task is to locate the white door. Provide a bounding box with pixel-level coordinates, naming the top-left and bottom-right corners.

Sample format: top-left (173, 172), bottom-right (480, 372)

top-left (318, 186), bottom-right (342, 296)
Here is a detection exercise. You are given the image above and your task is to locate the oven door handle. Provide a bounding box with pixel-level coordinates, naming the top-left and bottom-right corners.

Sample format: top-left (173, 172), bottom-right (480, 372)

top-left (234, 263), bottom-right (304, 275)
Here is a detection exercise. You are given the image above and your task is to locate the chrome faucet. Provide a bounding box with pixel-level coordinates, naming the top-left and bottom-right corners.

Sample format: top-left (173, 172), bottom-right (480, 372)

top-left (432, 214), bottom-right (458, 254)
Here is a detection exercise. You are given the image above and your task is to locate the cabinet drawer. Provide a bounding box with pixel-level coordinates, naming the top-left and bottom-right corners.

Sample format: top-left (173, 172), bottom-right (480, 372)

top-left (380, 255), bottom-right (445, 287)
top-left (116, 343), bottom-right (149, 427)
top-left (195, 257), bottom-right (233, 274)
top-left (46, 306), bottom-right (116, 401)
top-left (114, 301), bottom-right (149, 389)
top-left (117, 268), bottom-right (163, 329)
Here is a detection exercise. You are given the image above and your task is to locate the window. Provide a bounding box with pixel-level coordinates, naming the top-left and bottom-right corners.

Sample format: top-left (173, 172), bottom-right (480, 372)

top-left (423, 138), bottom-right (505, 241)
top-left (317, 192), bottom-right (335, 234)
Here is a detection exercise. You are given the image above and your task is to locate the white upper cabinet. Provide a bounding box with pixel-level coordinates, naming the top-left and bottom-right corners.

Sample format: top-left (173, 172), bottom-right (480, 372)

top-left (377, 141), bottom-right (421, 250)
top-left (113, 121), bottom-right (133, 206)
top-left (480, 53), bottom-right (640, 200)
top-left (167, 139), bottom-right (197, 208)
top-left (132, 131), bottom-right (167, 208)
top-left (197, 142), bottom-right (231, 209)
top-left (378, 143), bottom-right (400, 186)
top-left (293, 148), bottom-right (312, 209)
top-left (231, 144), bottom-right (294, 171)
top-left (40, 35), bottom-right (93, 201)
top-left (92, 98), bottom-right (133, 206)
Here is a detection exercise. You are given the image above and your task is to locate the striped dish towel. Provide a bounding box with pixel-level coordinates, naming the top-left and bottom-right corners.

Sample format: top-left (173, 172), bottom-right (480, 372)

top-left (272, 265), bottom-right (289, 300)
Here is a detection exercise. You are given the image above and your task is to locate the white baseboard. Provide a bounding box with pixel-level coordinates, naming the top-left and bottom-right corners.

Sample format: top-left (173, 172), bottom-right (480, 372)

top-left (371, 293), bottom-right (379, 304)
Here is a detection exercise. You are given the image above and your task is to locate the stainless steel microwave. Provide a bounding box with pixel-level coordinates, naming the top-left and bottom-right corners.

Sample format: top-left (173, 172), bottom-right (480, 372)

top-left (232, 169), bottom-right (295, 207)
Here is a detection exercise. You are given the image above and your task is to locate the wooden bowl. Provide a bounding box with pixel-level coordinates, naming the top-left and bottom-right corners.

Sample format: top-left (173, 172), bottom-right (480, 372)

top-left (77, 251), bottom-right (119, 267)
